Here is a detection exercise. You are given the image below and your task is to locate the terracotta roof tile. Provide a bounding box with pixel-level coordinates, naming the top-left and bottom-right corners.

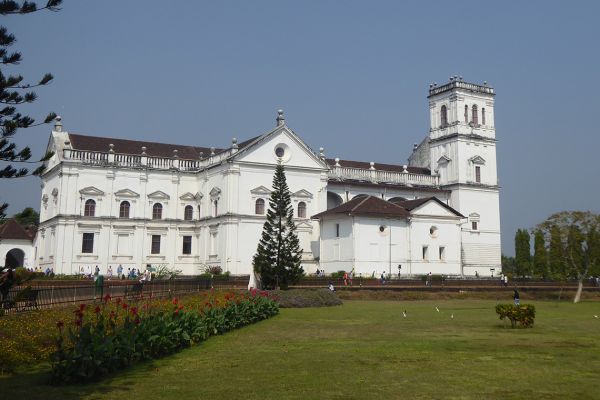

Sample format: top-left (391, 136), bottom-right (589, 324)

top-left (394, 197), bottom-right (464, 217)
top-left (68, 133), bottom-right (259, 160)
top-left (0, 219), bottom-right (34, 241)
top-left (326, 158), bottom-right (430, 175)
top-left (312, 195), bottom-right (410, 219)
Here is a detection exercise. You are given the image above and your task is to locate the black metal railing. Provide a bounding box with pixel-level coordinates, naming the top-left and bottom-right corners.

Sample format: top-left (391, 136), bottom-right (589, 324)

top-left (0, 276), bottom-right (247, 315)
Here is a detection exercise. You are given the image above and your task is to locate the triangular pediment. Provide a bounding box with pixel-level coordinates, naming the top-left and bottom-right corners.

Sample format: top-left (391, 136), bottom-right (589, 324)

top-left (250, 185), bottom-right (272, 195)
top-left (79, 186), bottom-right (105, 196)
top-left (469, 155), bottom-right (486, 165)
top-left (148, 190), bottom-right (170, 200)
top-left (231, 124), bottom-right (329, 170)
top-left (114, 188), bottom-right (140, 198)
top-left (405, 197), bottom-right (464, 218)
top-left (292, 189), bottom-right (313, 199)
top-left (180, 192), bottom-right (203, 201)
top-left (296, 220), bottom-right (313, 229)
top-left (437, 155), bottom-right (451, 165)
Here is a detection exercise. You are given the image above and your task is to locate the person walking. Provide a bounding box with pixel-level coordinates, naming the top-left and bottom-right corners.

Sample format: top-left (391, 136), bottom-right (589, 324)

top-left (380, 271), bottom-right (386, 285)
top-left (513, 289), bottom-right (520, 306)
top-left (117, 264), bottom-right (123, 279)
top-left (107, 265), bottom-right (113, 280)
top-left (343, 272), bottom-right (348, 286)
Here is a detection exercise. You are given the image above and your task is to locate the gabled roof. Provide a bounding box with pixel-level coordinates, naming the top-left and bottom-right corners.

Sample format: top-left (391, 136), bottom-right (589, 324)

top-left (395, 197), bottom-right (464, 217)
top-left (67, 133), bottom-right (258, 160)
top-left (325, 158), bottom-right (430, 175)
top-left (312, 195), bottom-right (410, 219)
top-left (0, 219), bottom-right (36, 241)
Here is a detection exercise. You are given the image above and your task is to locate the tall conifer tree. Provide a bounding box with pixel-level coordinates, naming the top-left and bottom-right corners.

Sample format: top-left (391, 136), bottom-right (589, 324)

top-left (253, 163), bottom-right (303, 289)
top-left (532, 229), bottom-right (548, 279)
top-left (514, 229), bottom-right (531, 278)
top-left (0, 1), bottom-right (62, 219)
top-left (548, 224), bottom-right (565, 280)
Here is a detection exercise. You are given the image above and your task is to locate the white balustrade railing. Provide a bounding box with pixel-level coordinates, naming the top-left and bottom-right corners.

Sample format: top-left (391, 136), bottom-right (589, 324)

top-left (329, 166), bottom-right (438, 186)
top-left (114, 153), bottom-right (142, 167)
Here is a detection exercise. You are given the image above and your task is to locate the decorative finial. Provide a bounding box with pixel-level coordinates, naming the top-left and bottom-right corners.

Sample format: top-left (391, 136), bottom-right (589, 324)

top-left (483, 81), bottom-right (488, 86)
top-left (109, 143), bottom-right (115, 154)
top-left (276, 109), bottom-right (285, 127)
top-left (319, 147), bottom-right (325, 159)
top-left (199, 151), bottom-right (204, 160)
top-left (54, 115), bottom-right (63, 132)
top-left (232, 137), bottom-right (238, 149)
top-left (402, 165), bottom-right (408, 173)
top-left (172, 149), bottom-right (179, 158)
top-left (369, 162), bottom-right (375, 170)
top-left (334, 157), bottom-right (340, 167)
top-left (141, 146), bottom-right (147, 156)
top-left (210, 147), bottom-right (215, 157)
top-left (413, 143), bottom-right (418, 151)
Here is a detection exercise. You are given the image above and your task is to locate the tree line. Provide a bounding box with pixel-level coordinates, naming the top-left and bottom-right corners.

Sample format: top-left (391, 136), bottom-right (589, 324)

top-left (502, 211), bottom-right (600, 303)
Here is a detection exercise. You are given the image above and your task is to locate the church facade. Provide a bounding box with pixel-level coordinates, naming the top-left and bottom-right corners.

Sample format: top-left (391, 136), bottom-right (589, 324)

top-left (33, 79), bottom-right (501, 277)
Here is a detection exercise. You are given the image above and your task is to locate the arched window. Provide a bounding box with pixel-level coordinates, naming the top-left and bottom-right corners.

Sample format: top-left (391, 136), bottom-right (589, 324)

top-left (298, 202), bottom-right (307, 218)
top-left (184, 205), bottom-right (193, 221)
top-left (440, 105), bottom-right (448, 127)
top-left (464, 105), bottom-right (468, 123)
top-left (472, 105), bottom-right (478, 125)
top-left (255, 198), bottom-right (265, 215)
top-left (84, 199), bottom-right (96, 217)
top-left (482, 108), bottom-right (486, 125)
top-left (119, 201), bottom-right (130, 218)
top-left (152, 203), bottom-right (163, 220)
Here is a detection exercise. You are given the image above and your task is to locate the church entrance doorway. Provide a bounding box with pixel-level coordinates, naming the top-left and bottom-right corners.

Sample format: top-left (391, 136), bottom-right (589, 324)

top-left (4, 248), bottom-right (25, 269)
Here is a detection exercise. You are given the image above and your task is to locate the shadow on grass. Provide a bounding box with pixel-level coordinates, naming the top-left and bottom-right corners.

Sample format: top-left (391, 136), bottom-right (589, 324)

top-left (0, 358), bottom-right (166, 400)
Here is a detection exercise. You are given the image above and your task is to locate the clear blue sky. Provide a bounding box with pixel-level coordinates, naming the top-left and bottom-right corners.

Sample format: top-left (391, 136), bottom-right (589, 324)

top-left (2, 0), bottom-right (599, 256)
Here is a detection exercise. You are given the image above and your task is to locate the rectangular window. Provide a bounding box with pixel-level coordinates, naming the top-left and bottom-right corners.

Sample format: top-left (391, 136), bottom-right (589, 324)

top-left (475, 166), bottom-right (481, 183)
top-left (182, 235), bottom-right (192, 255)
top-left (472, 221), bottom-right (478, 231)
top-left (422, 246), bottom-right (428, 261)
top-left (439, 246), bottom-right (446, 261)
top-left (82, 233), bottom-right (94, 254)
top-left (116, 234), bottom-right (130, 255)
top-left (335, 223), bottom-right (340, 238)
top-left (151, 235), bottom-right (161, 254)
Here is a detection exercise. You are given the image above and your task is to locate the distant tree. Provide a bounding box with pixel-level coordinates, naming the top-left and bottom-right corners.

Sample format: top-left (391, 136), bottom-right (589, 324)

top-left (514, 229), bottom-right (531, 278)
top-left (501, 254), bottom-right (516, 276)
top-left (537, 211), bottom-right (600, 303)
top-left (253, 163), bottom-right (304, 289)
top-left (548, 224), bottom-right (566, 280)
top-left (0, 1), bottom-right (62, 219)
top-left (532, 229), bottom-right (548, 279)
top-left (13, 207), bottom-right (39, 226)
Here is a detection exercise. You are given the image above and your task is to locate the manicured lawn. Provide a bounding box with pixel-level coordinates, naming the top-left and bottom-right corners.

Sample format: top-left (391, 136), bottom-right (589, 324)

top-left (2, 300), bottom-right (600, 399)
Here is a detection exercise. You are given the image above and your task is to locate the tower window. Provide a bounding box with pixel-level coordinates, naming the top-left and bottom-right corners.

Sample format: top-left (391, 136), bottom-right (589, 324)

top-left (298, 201), bottom-right (307, 218)
top-left (84, 199), bottom-right (96, 217)
top-left (151, 235), bottom-right (161, 254)
top-left (255, 198), bottom-right (265, 215)
top-left (464, 105), bottom-right (468, 123)
top-left (184, 205), bottom-right (194, 221)
top-left (440, 105), bottom-right (448, 127)
top-left (152, 203), bottom-right (163, 220)
top-left (472, 221), bottom-right (478, 231)
top-left (182, 235), bottom-right (192, 255)
top-left (472, 105), bottom-right (478, 125)
top-left (439, 246), bottom-right (446, 261)
top-left (475, 166), bottom-right (481, 183)
top-left (82, 233), bottom-right (94, 253)
top-left (119, 201), bottom-right (130, 218)
top-left (422, 246), bottom-right (429, 261)
top-left (482, 107), bottom-right (486, 125)
top-left (335, 223), bottom-right (340, 237)
top-left (214, 200), bottom-right (218, 217)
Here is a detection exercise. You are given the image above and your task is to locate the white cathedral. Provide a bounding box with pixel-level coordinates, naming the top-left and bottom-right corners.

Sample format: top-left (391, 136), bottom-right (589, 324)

top-left (30, 79), bottom-right (501, 277)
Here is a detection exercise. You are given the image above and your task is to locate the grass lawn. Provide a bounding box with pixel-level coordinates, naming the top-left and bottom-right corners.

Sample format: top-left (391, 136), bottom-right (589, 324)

top-left (2, 299), bottom-right (600, 399)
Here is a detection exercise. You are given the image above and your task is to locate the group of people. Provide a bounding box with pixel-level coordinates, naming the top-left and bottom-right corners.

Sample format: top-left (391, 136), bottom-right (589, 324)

top-left (500, 273), bottom-right (509, 287)
top-left (80, 264), bottom-right (152, 282)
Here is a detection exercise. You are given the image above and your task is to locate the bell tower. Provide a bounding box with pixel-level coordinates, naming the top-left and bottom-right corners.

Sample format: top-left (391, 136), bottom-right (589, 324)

top-left (427, 77), bottom-right (501, 276)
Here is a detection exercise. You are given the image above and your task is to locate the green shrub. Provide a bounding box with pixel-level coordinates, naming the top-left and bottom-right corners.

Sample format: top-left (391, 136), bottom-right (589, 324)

top-left (420, 274), bottom-right (445, 282)
top-left (273, 289), bottom-right (342, 308)
top-left (330, 270), bottom-right (346, 279)
top-left (495, 304), bottom-right (535, 328)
